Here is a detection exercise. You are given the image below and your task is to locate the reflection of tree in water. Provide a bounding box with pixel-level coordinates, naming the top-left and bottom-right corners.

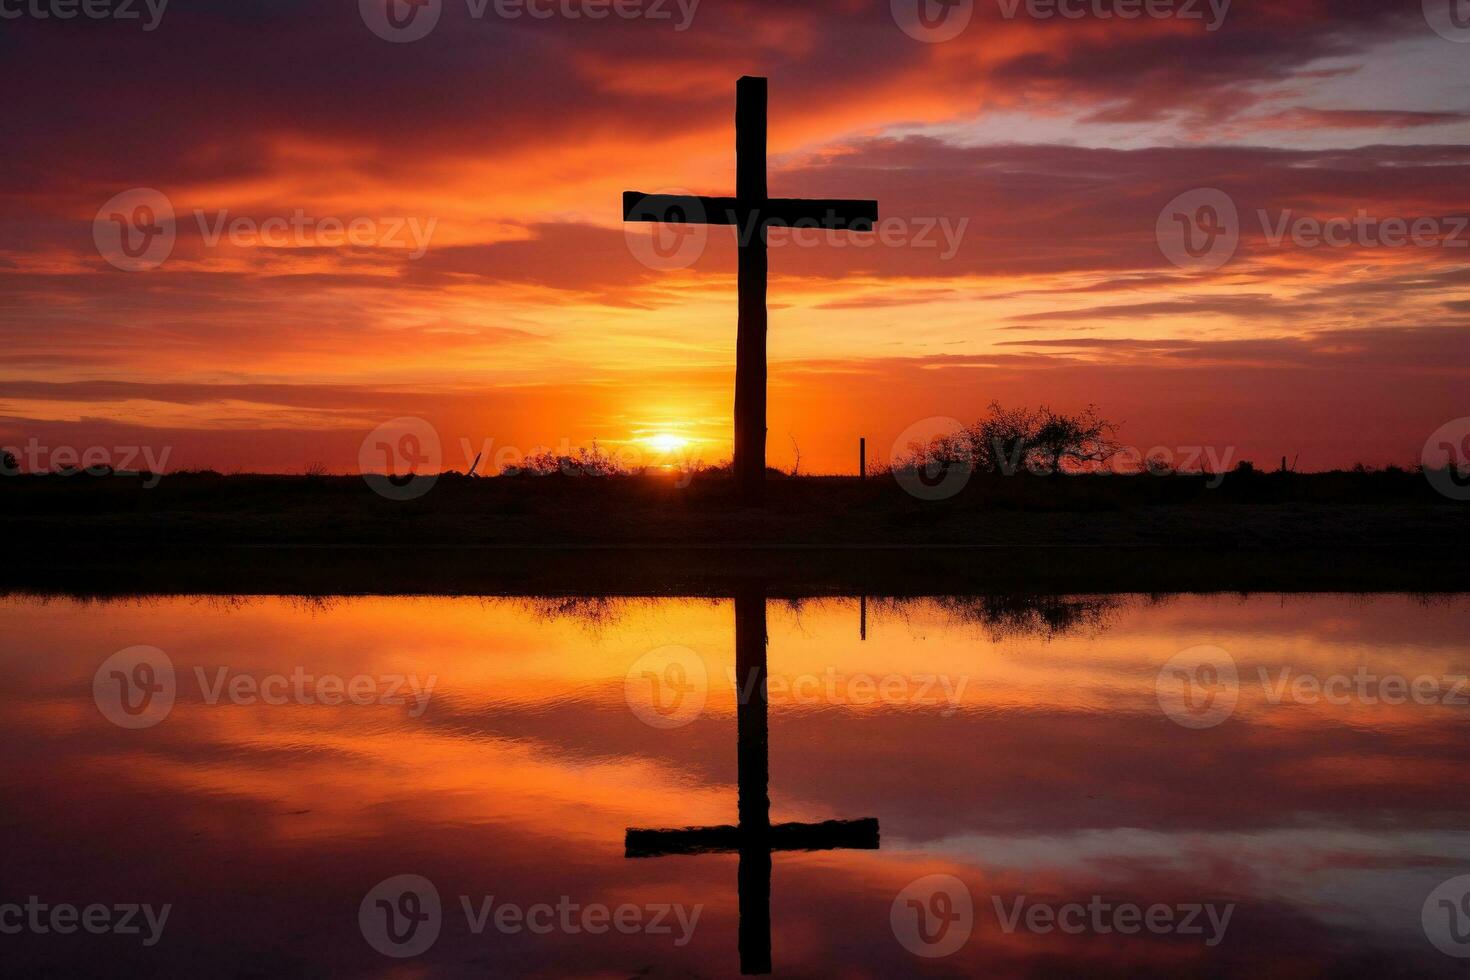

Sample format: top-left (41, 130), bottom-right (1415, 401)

top-left (515, 595), bottom-right (629, 630)
top-left (895, 593), bottom-right (1138, 641)
top-left (514, 595), bottom-right (726, 634)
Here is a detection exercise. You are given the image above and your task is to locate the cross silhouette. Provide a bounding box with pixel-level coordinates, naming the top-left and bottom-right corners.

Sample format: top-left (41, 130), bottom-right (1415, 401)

top-left (624, 587), bottom-right (880, 974)
top-left (623, 76), bottom-right (879, 505)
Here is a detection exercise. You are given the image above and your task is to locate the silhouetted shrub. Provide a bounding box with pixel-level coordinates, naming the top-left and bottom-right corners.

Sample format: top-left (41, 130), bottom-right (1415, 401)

top-left (896, 402), bottom-right (1121, 476)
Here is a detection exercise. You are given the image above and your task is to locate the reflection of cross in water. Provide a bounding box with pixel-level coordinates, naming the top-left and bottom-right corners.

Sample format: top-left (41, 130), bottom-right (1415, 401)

top-left (625, 587), bottom-right (880, 975)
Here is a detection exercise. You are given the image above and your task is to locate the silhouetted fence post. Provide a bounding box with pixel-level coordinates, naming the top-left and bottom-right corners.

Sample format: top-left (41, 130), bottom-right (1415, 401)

top-left (859, 438), bottom-right (866, 479)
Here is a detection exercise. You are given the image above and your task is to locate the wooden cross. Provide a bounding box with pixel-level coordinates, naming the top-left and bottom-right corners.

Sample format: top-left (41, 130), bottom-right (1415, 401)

top-left (625, 587), bottom-right (880, 974)
top-left (623, 77), bottom-right (879, 505)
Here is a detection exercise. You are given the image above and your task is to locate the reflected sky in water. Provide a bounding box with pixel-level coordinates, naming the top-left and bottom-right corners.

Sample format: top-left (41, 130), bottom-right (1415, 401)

top-left (2, 593), bottom-right (1468, 976)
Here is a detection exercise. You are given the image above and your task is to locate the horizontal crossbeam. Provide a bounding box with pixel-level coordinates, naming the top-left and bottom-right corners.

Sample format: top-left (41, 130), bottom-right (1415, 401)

top-left (625, 818), bottom-right (879, 857)
top-left (623, 192), bottom-right (878, 231)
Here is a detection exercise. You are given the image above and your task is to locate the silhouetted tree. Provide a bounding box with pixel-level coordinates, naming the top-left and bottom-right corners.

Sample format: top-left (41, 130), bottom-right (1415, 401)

top-left (967, 402), bottom-right (1038, 474)
top-left (1, 449), bottom-right (16, 475)
top-left (1029, 405), bottom-right (1120, 475)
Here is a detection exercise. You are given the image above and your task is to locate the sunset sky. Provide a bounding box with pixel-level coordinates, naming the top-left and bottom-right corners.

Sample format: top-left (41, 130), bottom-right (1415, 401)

top-left (4, 0), bottom-right (1470, 474)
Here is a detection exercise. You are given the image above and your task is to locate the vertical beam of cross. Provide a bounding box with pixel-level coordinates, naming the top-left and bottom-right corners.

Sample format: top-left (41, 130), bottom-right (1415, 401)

top-left (734, 77), bottom-right (769, 505)
top-left (734, 585), bottom-right (772, 972)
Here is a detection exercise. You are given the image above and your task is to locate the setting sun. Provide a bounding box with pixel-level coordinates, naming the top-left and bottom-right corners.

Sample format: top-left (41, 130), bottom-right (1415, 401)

top-left (643, 433), bottom-right (689, 454)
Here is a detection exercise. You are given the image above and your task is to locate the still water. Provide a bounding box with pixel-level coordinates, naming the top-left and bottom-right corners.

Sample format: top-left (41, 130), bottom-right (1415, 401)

top-left (2, 593), bottom-right (1468, 977)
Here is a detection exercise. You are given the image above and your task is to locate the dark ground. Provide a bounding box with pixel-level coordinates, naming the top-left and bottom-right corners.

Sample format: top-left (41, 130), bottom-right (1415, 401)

top-left (5, 468), bottom-right (1466, 595)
